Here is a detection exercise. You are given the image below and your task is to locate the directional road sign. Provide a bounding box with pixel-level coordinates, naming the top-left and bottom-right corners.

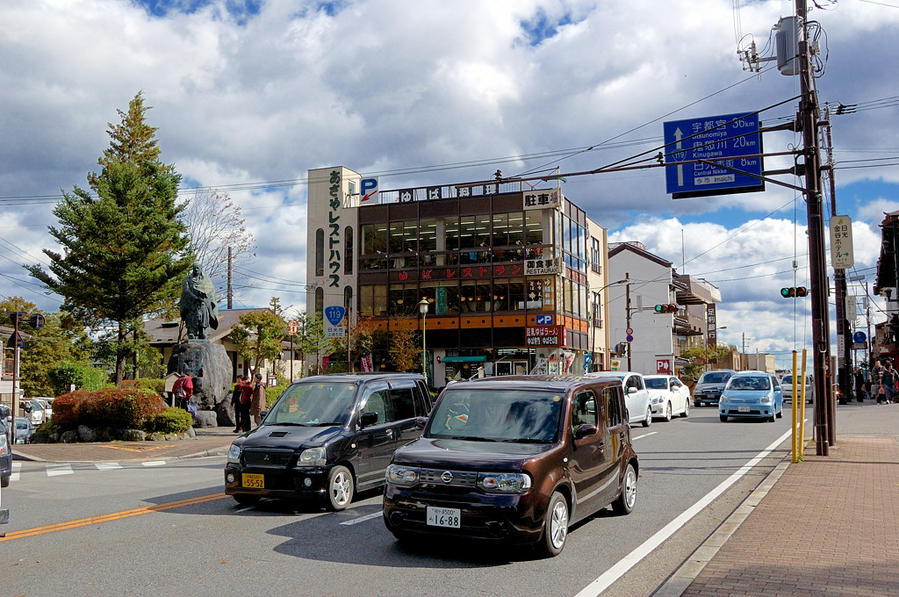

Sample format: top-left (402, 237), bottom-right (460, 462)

top-left (829, 215), bottom-right (854, 269)
top-left (664, 112), bottom-right (764, 199)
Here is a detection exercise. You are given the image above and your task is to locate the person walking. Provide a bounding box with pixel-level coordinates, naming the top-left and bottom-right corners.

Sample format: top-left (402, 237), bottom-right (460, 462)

top-left (854, 367), bottom-right (865, 403)
top-left (237, 375), bottom-right (253, 432)
top-left (230, 378), bottom-right (243, 432)
top-left (884, 361), bottom-right (897, 404)
top-left (250, 372), bottom-right (267, 428)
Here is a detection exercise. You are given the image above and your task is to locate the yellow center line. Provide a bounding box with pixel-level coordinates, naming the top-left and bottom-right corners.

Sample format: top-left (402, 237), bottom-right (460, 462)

top-left (0, 493), bottom-right (228, 542)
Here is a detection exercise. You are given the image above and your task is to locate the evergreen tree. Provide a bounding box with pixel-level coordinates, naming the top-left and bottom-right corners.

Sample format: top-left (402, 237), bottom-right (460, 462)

top-left (230, 307), bottom-right (287, 375)
top-left (28, 92), bottom-right (192, 384)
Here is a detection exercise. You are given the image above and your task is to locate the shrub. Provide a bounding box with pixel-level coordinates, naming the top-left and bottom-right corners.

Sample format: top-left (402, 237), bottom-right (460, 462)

top-left (144, 407), bottom-right (192, 434)
top-left (120, 378), bottom-right (165, 394)
top-left (267, 380), bottom-right (291, 408)
top-left (52, 388), bottom-right (166, 430)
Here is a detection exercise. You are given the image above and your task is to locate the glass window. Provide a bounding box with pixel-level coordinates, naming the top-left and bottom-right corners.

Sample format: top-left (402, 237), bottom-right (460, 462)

top-left (460, 282), bottom-right (477, 312)
top-left (314, 287), bottom-right (323, 315)
top-left (344, 286), bottom-right (353, 313)
top-left (360, 285), bottom-right (374, 316)
top-left (459, 216), bottom-right (475, 249)
top-left (562, 216), bottom-right (571, 254)
top-left (362, 389), bottom-right (391, 424)
top-left (492, 213), bottom-right (509, 247)
top-left (508, 279), bottom-right (525, 311)
top-left (475, 214), bottom-right (491, 248)
top-left (390, 387), bottom-right (416, 420)
top-left (373, 285), bottom-right (387, 316)
top-left (403, 221), bottom-right (418, 253)
top-left (315, 228), bottom-right (324, 276)
top-left (267, 381), bottom-right (357, 426)
top-left (475, 282), bottom-right (491, 312)
top-left (604, 387), bottom-right (622, 427)
top-left (361, 223), bottom-right (388, 255)
top-left (444, 216), bottom-right (460, 251)
top-left (344, 226), bottom-right (353, 275)
top-left (492, 280), bottom-right (509, 311)
top-left (389, 222), bottom-right (404, 253)
top-left (525, 210), bottom-right (543, 244)
top-left (388, 284), bottom-right (404, 315)
top-left (420, 218), bottom-right (438, 253)
top-left (592, 292), bottom-right (602, 327)
top-left (572, 391), bottom-right (597, 427)
top-left (579, 285), bottom-right (588, 318)
top-left (508, 211), bottom-right (524, 246)
top-left (564, 279), bottom-right (573, 314)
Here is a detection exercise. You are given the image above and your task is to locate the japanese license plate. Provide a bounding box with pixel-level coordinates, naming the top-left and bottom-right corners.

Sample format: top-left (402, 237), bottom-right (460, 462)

top-left (426, 507), bottom-right (461, 528)
top-left (242, 473), bottom-right (264, 489)
top-left (738, 406), bottom-right (750, 413)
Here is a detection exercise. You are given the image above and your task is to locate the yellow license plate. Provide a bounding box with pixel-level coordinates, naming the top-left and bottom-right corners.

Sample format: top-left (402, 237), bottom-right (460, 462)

top-left (242, 473), bottom-right (264, 489)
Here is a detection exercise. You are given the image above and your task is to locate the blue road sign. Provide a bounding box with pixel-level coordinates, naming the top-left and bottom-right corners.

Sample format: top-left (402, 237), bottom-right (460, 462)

top-left (853, 331), bottom-right (866, 344)
top-left (583, 353), bottom-right (592, 375)
top-left (324, 306), bottom-right (346, 327)
top-left (536, 314), bottom-right (554, 326)
top-left (626, 334), bottom-right (634, 343)
top-left (664, 112), bottom-right (764, 198)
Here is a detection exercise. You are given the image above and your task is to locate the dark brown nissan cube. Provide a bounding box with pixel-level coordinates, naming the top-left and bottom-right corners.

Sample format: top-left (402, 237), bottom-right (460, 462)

top-left (382, 375), bottom-right (638, 556)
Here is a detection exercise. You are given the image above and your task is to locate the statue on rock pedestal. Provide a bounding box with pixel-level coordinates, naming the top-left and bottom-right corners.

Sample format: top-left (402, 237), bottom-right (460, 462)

top-left (180, 263), bottom-right (219, 340)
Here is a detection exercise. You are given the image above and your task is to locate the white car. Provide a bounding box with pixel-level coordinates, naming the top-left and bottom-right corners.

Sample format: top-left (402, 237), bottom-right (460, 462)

top-left (781, 373), bottom-right (814, 404)
top-left (644, 375), bottom-right (691, 421)
top-left (586, 371), bottom-right (653, 427)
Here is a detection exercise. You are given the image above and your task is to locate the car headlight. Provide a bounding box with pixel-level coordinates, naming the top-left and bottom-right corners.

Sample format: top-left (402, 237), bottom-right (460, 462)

top-left (297, 447), bottom-right (326, 467)
top-left (477, 472), bottom-right (531, 493)
top-left (386, 464), bottom-right (420, 487)
top-left (227, 443), bottom-right (241, 463)
top-left (760, 395), bottom-right (772, 403)
top-left (719, 396), bottom-right (728, 405)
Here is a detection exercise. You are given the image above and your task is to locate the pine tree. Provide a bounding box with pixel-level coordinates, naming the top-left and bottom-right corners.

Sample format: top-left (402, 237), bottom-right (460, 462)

top-left (28, 92), bottom-right (192, 384)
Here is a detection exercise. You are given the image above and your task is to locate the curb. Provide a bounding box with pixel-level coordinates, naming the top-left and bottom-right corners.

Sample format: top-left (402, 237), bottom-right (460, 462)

top-left (652, 451), bottom-right (793, 596)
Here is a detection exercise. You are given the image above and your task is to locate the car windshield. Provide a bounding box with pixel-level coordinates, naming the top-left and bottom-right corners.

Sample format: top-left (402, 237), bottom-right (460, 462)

top-left (427, 388), bottom-right (563, 443)
top-left (645, 378), bottom-right (669, 390)
top-left (700, 372), bottom-right (732, 384)
top-left (265, 382), bottom-right (358, 426)
top-left (728, 376), bottom-right (771, 391)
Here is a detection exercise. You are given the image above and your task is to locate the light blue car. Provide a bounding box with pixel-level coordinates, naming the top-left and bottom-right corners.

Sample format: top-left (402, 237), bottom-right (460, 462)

top-left (718, 371), bottom-right (783, 422)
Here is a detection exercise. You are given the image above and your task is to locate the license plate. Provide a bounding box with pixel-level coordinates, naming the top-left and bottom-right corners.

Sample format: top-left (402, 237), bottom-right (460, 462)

top-left (738, 406), bottom-right (750, 413)
top-left (426, 507), bottom-right (461, 528)
top-left (242, 473), bottom-right (264, 489)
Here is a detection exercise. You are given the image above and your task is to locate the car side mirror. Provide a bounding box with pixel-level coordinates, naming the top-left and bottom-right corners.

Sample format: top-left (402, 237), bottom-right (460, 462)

top-left (627, 387), bottom-right (638, 394)
top-left (360, 411), bottom-right (379, 428)
top-left (415, 416), bottom-right (428, 427)
top-left (260, 410), bottom-right (268, 420)
top-left (574, 423), bottom-right (598, 440)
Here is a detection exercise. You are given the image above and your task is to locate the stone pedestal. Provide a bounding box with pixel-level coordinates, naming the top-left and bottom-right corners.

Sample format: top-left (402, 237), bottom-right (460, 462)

top-left (168, 340), bottom-right (232, 413)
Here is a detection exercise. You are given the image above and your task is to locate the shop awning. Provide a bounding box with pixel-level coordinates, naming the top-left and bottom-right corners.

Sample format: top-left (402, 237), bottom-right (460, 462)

top-left (441, 356), bottom-right (487, 363)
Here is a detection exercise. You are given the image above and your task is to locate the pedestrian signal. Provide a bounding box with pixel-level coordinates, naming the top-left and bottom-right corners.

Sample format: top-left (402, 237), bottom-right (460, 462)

top-left (780, 287), bottom-right (808, 298)
top-left (653, 304), bottom-right (677, 313)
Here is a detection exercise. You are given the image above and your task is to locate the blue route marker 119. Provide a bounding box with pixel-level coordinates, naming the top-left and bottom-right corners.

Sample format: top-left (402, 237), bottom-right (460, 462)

top-left (663, 112), bottom-right (765, 199)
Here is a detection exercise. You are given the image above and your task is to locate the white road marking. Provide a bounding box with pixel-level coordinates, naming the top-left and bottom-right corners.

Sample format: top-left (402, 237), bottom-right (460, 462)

top-left (46, 464), bottom-right (74, 477)
top-left (10, 462), bottom-right (21, 481)
top-left (340, 511), bottom-right (383, 526)
top-left (141, 460), bottom-right (166, 467)
top-left (574, 427), bottom-right (793, 597)
top-left (95, 462), bottom-right (123, 470)
top-left (234, 505), bottom-right (256, 513)
top-left (631, 432), bottom-right (657, 441)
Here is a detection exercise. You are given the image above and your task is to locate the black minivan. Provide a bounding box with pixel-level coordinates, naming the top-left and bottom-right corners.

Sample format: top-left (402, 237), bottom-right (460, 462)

top-left (225, 373), bottom-right (432, 510)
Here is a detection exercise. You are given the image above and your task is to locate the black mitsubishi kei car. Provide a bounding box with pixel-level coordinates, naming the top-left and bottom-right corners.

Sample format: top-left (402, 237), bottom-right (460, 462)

top-left (225, 373), bottom-right (432, 510)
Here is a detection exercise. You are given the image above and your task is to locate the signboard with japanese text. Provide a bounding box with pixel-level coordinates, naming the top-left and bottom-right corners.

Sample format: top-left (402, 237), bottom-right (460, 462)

top-left (327, 169), bottom-right (342, 287)
top-left (523, 188), bottom-right (560, 210)
top-left (288, 320), bottom-right (299, 336)
top-left (527, 278), bottom-right (554, 310)
top-left (526, 325), bottom-right (563, 347)
top-left (326, 326), bottom-right (346, 338)
top-left (525, 257), bottom-right (561, 276)
top-left (829, 215), bottom-right (854, 269)
top-left (664, 112), bottom-right (764, 199)
top-left (389, 263), bottom-right (525, 283)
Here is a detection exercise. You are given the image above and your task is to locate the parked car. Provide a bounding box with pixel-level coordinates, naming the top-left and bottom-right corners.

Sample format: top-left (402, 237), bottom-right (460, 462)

top-left (586, 371), bottom-right (652, 427)
top-left (693, 369), bottom-right (736, 407)
top-left (644, 374), bottom-right (690, 421)
top-left (34, 397), bottom-right (53, 420)
top-left (21, 399), bottom-right (46, 426)
top-left (15, 418), bottom-right (35, 444)
top-left (0, 419), bottom-right (11, 487)
top-left (782, 373), bottom-right (814, 404)
top-left (719, 371), bottom-right (783, 422)
top-left (382, 375), bottom-right (639, 556)
top-left (225, 373), bottom-right (433, 510)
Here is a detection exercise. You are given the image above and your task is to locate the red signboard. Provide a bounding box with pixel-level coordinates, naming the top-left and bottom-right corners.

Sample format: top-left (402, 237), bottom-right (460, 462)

top-left (526, 325), bottom-right (563, 347)
top-left (656, 359), bottom-right (672, 374)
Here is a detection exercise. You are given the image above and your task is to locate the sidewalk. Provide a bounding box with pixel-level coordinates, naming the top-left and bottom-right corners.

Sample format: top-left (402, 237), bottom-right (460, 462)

top-left (11, 427), bottom-right (235, 463)
top-left (659, 411), bottom-right (899, 595)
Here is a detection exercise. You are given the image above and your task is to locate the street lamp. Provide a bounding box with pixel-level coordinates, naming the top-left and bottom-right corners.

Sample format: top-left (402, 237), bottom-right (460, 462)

top-left (418, 298), bottom-right (429, 387)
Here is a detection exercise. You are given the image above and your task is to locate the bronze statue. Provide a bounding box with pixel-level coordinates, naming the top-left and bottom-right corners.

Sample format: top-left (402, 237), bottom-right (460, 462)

top-left (180, 264), bottom-right (219, 340)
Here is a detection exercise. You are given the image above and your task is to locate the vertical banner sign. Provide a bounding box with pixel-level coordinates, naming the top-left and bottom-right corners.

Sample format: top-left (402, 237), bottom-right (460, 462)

top-left (829, 216), bottom-right (854, 269)
top-left (707, 303), bottom-right (717, 346)
top-left (436, 287), bottom-right (447, 315)
top-left (328, 170), bottom-right (342, 287)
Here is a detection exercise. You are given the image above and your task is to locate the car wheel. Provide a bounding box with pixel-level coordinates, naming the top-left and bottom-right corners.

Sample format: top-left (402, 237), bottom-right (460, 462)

top-left (681, 401), bottom-right (689, 418)
top-left (540, 491), bottom-right (569, 557)
top-left (776, 408), bottom-right (783, 419)
top-left (612, 462), bottom-right (637, 515)
top-left (664, 402), bottom-right (672, 422)
top-left (642, 406), bottom-right (652, 427)
top-left (694, 400), bottom-right (701, 407)
top-left (769, 410), bottom-right (776, 422)
top-left (233, 494), bottom-right (260, 506)
top-left (719, 415), bottom-right (728, 422)
top-left (326, 465), bottom-right (354, 511)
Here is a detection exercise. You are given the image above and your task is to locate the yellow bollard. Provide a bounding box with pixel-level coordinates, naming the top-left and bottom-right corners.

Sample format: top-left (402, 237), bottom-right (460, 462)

top-left (799, 349), bottom-right (808, 459)
top-left (791, 351), bottom-right (799, 463)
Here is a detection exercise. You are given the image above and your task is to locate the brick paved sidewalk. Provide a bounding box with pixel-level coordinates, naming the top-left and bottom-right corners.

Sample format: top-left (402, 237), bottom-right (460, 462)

top-left (10, 428), bottom-right (235, 463)
top-left (678, 436), bottom-right (899, 596)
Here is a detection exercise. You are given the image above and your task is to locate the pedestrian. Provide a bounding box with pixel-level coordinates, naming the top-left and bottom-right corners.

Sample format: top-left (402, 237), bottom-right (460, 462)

top-left (250, 372), bottom-right (267, 428)
top-left (230, 378), bottom-right (243, 432)
top-left (238, 375), bottom-right (253, 432)
top-left (172, 371), bottom-right (193, 411)
top-left (854, 367), bottom-right (865, 402)
top-left (864, 368), bottom-right (872, 401)
top-left (882, 361), bottom-right (896, 404)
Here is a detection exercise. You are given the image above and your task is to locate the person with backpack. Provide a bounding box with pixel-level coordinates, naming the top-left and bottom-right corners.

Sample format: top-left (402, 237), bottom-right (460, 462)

top-left (883, 362), bottom-right (896, 404)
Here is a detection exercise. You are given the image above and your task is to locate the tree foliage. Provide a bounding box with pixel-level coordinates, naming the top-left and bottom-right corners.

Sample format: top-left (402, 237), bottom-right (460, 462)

top-left (388, 329), bottom-right (421, 373)
top-left (27, 92), bottom-right (193, 385)
top-left (292, 311), bottom-right (330, 375)
top-left (230, 307), bottom-right (287, 374)
top-left (679, 345), bottom-right (735, 381)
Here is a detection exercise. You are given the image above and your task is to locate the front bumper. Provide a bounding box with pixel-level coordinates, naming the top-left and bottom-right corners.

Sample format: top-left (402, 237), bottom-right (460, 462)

top-left (694, 393), bottom-right (721, 405)
top-left (224, 463), bottom-right (331, 500)
top-left (383, 483), bottom-right (546, 544)
top-left (719, 403), bottom-right (775, 418)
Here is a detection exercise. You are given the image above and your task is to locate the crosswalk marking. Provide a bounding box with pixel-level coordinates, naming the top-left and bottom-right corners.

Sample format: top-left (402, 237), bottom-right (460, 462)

top-left (141, 460), bottom-right (166, 467)
top-left (10, 462), bottom-right (21, 482)
top-left (46, 465), bottom-right (73, 477)
top-left (95, 462), bottom-right (123, 470)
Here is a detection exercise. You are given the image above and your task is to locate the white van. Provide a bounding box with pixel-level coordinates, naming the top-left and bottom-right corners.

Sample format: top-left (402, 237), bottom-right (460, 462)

top-left (782, 373), bottom-right (814, 404)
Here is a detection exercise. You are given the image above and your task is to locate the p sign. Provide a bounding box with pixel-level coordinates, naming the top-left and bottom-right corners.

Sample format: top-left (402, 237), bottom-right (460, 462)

top-left (656, 359), bottom-right (671, 374)
top-left (360, 177), bottom-right (379, 203)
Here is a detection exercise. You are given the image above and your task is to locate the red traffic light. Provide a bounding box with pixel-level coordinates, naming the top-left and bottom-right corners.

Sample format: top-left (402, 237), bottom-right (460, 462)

top-left (795, 286), bottom-right (808, 297)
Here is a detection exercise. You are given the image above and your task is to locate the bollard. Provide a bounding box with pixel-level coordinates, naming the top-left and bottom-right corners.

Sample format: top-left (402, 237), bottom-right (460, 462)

top-left (792, 351), bottom-right (799, 463)
top-left (799, 349), bottom-right (808, 459)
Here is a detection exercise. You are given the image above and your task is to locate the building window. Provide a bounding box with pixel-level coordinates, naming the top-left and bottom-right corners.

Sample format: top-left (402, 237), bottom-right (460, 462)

top-left (344, 285), bottom-right (353, 314)
top-left (591, 238), bottom-right (602, 273)
top-left (592, 292), bottom-right (602, 328)
top-left (344, 226), bottom-right (353, 275)
top-left (315, 287), bottom-right (324, 315)
top-left (315, 228), bottom-right (325, 276)
top-left (525, 210), bottom-right (543, 244)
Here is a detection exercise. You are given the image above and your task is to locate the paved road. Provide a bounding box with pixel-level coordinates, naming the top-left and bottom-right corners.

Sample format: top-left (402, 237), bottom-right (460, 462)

top-left (1, 403), bottom-right (802, 596)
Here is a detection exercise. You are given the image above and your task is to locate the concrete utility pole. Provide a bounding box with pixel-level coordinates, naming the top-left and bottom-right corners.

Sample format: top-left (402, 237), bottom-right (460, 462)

top-left (625, 273), bottom-right (632, 372)
top-left (796, 0), bottom-right (833, 455)
top-left (227, 246), bottom-right (233, 310)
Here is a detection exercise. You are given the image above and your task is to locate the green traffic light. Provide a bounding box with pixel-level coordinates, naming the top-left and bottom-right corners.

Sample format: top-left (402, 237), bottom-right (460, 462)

top-left (781, 287), bottom-right (793, 298)
top-left (654, 304), bottom-right (663, 312)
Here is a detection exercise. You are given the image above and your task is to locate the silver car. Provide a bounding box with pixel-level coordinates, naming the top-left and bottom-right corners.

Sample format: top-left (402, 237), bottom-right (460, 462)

top-left (693, 370), bottom-right (736, 407)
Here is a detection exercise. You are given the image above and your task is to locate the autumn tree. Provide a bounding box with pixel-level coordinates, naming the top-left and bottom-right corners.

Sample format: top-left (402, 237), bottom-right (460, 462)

top-left (388, 329), bottom-right (421, 373)
top-left (28, 92), bottom-right (193, 385)
top-left (293, 311), bottom-right (329, 375)
top-left (230, 307), bottom-right (287, 375)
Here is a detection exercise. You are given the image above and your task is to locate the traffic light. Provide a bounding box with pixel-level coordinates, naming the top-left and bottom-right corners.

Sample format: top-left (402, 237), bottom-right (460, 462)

top-left (653, 304), bottom-right (677, 313)
top-left (780, 287), bottom-right (808, 298)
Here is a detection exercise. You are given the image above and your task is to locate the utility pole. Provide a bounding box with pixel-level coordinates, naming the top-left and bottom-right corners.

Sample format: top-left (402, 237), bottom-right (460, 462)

top-left (823, 104), bottom-right (852, 405)
top-left (625, 273), bottom-right (632, 372)
top-left (796, 0), bottom-right (833, 455)
top-left (866, 281), bottom-right (872, 367)
top-left (227, 246), bottom-right (233, 310)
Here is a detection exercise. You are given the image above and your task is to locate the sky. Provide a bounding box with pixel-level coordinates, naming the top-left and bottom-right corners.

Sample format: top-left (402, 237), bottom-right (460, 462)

top-left (1, 0), bottom-right (897, 368)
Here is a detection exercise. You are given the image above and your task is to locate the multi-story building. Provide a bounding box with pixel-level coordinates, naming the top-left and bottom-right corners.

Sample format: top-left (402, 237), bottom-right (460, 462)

top-left (305, 166), bottom-right (612, 387)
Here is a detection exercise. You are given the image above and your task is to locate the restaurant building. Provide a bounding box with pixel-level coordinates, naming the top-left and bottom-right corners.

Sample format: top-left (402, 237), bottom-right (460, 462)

top-left (305, 166), bottom-right (612, 387)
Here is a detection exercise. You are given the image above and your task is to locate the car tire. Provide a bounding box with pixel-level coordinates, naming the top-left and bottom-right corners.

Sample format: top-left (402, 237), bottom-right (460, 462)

top-left (769, 410), bottom-right (776, 422)
top-left (540, 491), bottom-right (569, 557)
top-left (776, 408), bottom-right (783, 419)
top-left (233, 494), bottom-right (260, 506)
top-left (664, 402), bottom-right (672, 422)
top-left (694, 400), bottom-right (701, 407)
top-left (612, 462), bottom-right (637, 515)
top-left (326, 465), bottom-right (354, 511)
top-left (681, 401), bottom-right (689, 418)
top-left (642, 406), bottom-right (652, 427)
top-left (719, 415), bottom-right (728, 422)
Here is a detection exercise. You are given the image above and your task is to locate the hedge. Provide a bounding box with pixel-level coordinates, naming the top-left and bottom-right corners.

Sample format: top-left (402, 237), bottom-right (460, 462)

top-left (144, 407), bottom-right (193, 434)
top-left (53, 388), bottom-right (166, 429)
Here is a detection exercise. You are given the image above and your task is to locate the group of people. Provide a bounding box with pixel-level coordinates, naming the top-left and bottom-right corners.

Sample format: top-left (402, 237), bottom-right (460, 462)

top-left (230, 372), bottom-right (267, 432)
top-left (852, 361), bottom-right (898, 404)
